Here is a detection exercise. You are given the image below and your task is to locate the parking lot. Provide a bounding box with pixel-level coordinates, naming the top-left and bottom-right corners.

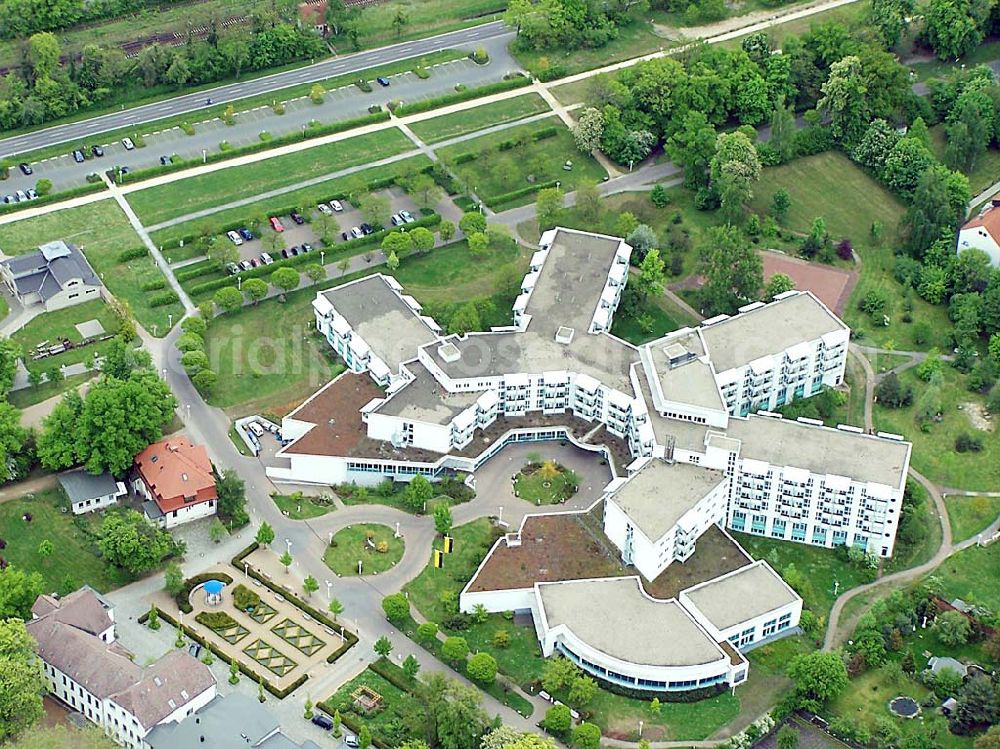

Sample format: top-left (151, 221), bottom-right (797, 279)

top-left (0, 39), bottom-right (515, 197)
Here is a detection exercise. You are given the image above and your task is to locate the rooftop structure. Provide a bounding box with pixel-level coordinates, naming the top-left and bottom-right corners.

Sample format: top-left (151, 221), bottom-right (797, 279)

top-left (0, 240), bottom-right (102, 311)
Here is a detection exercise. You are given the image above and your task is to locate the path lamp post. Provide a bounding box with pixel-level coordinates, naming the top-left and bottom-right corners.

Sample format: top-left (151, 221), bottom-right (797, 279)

top-left (168, 313), bottom-right (173, 328)
top-left (161, 367), bottom-right (167, 379)
top-left (285, 539), bottom-right (292, 553)
top-left (638, 721), bottom-right (643, 738)
top-left (498, 506), bottom-right (504, 526)
top-left (320, 250), bottom-right (325, 266)
top-left (357, 560), bottom-right (362, 575)
top-left (237, 276), bottom-right (242, 291)
top-left (244, 562), bottom-right (249, 580)
top-left (394, 521), bottom-right (400, 538)
top-left (325, 580), bottom-right (332, 599)
top-left (185, 404), bottom-right (190, 419)
top-left (202, 149), bottom-right (207, 164)
top-left (328, 531), bottom-right (333, 545)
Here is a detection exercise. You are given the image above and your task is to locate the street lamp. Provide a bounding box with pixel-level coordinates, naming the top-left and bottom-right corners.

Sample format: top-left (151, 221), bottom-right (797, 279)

top-left (244, 561), bottom-right (249, 580)
top-left (320, 250), bottom-right (325, 266)
top-left (357, 559), bottom-right (362, 575)
top-left (185, 404), bottom-right (190, 419)
top-left (285, 539), bottom-right (292, 553)
top-left (202, 148), bottom-right (207, 164)
top-left (328, 531), bottom-right (333, 545)
top-left (498, 506), bottom-right (504, 526)
top-left (168, 313), bottom-right (173, 328)
top-left (326, 580), bottom-right (332, 599)
top-left (161, 367), bottom-right (167, 379)
top-left (394, 521), bottom-right (400, 538)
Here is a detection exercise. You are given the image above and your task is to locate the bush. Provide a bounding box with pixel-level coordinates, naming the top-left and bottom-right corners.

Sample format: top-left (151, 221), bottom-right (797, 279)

top-left (140, 278), bottom-right (167, 292)
top-left (118, 247), bottom-right (149, 262)
top-left (195, 610), bottom-right (239, 630)
top-left (232, 583), bottom-right (261, 611)
top-left (470, 47), bottom-right (489, 64)
top-left (955, 432), bottom-right (984, 453)
top-left (181, 122), bottom-right (195, 136)
top-left (414, 66), bottom-right (430, 79)
top-left (355, 79), bottom-right (373, 93)
top-left (149, 290), bottom-right (180, 307)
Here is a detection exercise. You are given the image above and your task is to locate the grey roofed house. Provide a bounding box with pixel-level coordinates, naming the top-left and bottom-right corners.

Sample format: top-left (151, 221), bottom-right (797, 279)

top-left (680, 561), bottom-right (800, 632)
top-left (58, 468), bottom-right (126, 512)
top-left (0, 240), bottom-right (102, 311)
top-left (113, 650), bottom-right (215, 733)
top-left (31, 586), bottom-right (114, 638)
top-left (146, 692), bottom-right (321, 749)
top-left (927, 656), bottom-right (969, 678)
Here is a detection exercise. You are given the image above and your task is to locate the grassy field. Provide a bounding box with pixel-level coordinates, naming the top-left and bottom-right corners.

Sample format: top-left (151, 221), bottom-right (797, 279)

top-left (0, 201), bottom-right (184, 336)
top-left (439, 117), bottom-right (607, 207)
top-left (322, 665), bottom-right (422, 746)
top-left (928, 125), bottom-right (1000, 197)
top-left (0, 488), bottom-right (130, 593)
top-left (945, 495), bottom-right (1000, 541)
top-left (886, 480), bottom-right (943, 573)
top-left (129, 128), bottom-right (414, 225)
top-left (149, 155), bottom-right (432, 246)
top-left (324, 523), bottom-right (404, 576)
top-left (271, 493), bottom-right (336, 520)
top-left (934, 542), bottom-right (1000, 611)
top-left (11, 299), bottom-right (119, 377)
top-left (203, 285), bottom-right (346, 415)
top-left (8, 372), bottom-right (95, 409)
top-left (408, 94), bottom-right (552, 143)
top-left (513, 463), bottom-right (577, 504)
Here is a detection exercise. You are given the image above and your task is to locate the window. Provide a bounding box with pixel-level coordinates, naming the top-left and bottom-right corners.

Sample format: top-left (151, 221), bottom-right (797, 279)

top-left (762, 618), bottom-right (777, 637)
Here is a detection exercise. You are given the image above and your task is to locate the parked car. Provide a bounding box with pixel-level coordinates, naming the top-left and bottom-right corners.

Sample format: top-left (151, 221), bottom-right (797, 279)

top-left (14, 190), bottom-right (27, 202)
top-left (330, 200), bottom-right (344, 212)
top-left (72, 150), bottom-right (85, 163)
top-left (2, 196), bottom-right (11, 204)
top-left (269, 216), bottom-right (284, 232)
top-left (226, 230), bottom-right (244, 246)
top-left (350, 227), bottom-right (363, 239)
top-left (249, 257), bottom-right (259, 268)
top-left (391, 214), bottom-right (403, 226)
top-left (289, 246), bottom-right (300, 256)
top-left (26, 188), bottom-right (37, 200)
top-left (376, 76), bottom-right (390, 87)
top-left (341, 231), bottom-right (349, 242)
top-left (18, 163), bottom-right (32, 175)
top-left (290, 211), bottom-right (305, 225)
top-left (226, 262), bottom-right (239, 275)
top-left (281, 249), bottom-right (289, 259)
top-left (317, 203), bottom-right (333, 216)
top-left (159, 155), bottom-right (172, 166)
top-left (91, 145), bottom-right (104, 157)
top-left (301, 242), bottom-right (313, 252)
top-left (238, 260), bottom-right (252, 271)
top-left (260, 252), bottom-right (274, 265)
top-left (187, 642), bottom-right (202, 659)
top-left (400, 210), bottom-right (415, 223)
top-left (238, 227), bottom-right (254, 241)
top-left (344, 734), bottom-right (359, 747)
top-left (311, 714), bottom-right (334, 731)
top-left (119, 166), bottom-right (131, 174)
top-left (122, 137), bottom-right (135, 150)
top-left (360, 223), bottom-right (374, 235)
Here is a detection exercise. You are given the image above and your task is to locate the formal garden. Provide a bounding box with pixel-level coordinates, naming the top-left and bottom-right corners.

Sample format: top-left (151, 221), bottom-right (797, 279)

top-left (324, 524), bottom-right (405, 577)
top-left (512, 458), bottom-right (580, 505)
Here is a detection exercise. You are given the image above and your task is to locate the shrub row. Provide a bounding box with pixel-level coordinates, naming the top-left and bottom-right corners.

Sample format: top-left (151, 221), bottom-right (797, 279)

top-left (188, 214), bottom-right (442, 297)
top-left (149, 290), bottom-right (179, 307)
top-left (175, 571), bottom-right (234, 614)
top-left (176, 261), bottom-right (219, 283)
top-left (118, 246), bottom-right (149, 262)
top-left (142, 607), bottom-right (308, 698)
top-left (392, 75), bottom-right (531, 117)
top-left (489, 179), bottom-right (559, 211)
top-left (230, 542), bottom-right (359, 664)
top-left (140, 278), bottom-right (166, 291)
top-left (449, 126), bottom-right (558, 165)
top-left (0, 181), bottom-right (106, 217)
top-left (118, 110), bottom-right (391, 185)
top-left (369, 656), bottom-right (420, 693)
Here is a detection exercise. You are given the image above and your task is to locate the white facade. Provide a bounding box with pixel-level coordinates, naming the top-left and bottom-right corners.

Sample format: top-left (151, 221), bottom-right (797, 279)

top-left (132, 477), bottom-right (217, 529)
top-left (957, 214), bottom-right (1000, 267)
top-left (71, 483), bottom-right (126, 514)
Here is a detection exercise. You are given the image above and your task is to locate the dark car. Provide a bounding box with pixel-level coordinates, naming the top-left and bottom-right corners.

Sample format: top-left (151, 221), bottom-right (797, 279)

top-left (281, 249), bottom-right (289, 259)
top-left (289, 246), bottom-right (300, 256)
top-left (72, 150), bottom-right (85, 163)
top-left (311, 714), bottom-right (334, 731)
top-left (159, 155), bottom-right (172, 166)
top-left (290, 211), bottom-right (305, 225)
top-left (91, 145), bottom-right (104, 157)
top-left (238, 227), bottom-right (254, 241)
top-left (376, 76), bottom-right (390, 87)
top-left (360, 223), bottom-right (374, 235)
top-left (18, 163), bottom-right (32, 175)
top-left (187, 642), bottom-right (202, 659)
top-left (301, 242), bottom-right (313, 253)
top-left (249, 257), bottom-right (259, 268)
top-left (120, 166), bottom-right (131, 174)
top-left (341, 231), bottom-right (349, 242)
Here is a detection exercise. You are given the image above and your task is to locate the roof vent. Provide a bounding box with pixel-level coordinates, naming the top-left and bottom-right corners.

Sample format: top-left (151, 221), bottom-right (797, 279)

top-left (180, 689), bottom-right (189, 700)
top-left (168, 699), bottom-right (176, 709)
top-left (663, 342), bottom-right (696, 369)
top-left (438, 342), bottom-right (461, 363)
top-left (555, 326), bottom-right (575, 345)
top-left (150, 455), bottom-right (158, 463)
top-left (181, 473), bottom-right (188, 482)
top-left (153, 676), bottom-right (162, 687)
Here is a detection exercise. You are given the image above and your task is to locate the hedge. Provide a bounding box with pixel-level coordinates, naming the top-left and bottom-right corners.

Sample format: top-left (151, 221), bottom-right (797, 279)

top-left (0, 180), bottom-right (106, 217)
top-left (142, 607), bottom-right (308, 698)
top-left (187, 213), bottom-right (442, 297)
top-left (140, 278), bottom-right (166, 291)
top-left (118, 246), bottom-right (149, 262)
top-left (118, 110), bottom-right (392, 185)
top-left (149, 290), bottom-right (179, 307)
top-left (489, 179), bottom-right (559, 211)
top-left (369, 656), bottom-right (421, 693)
top-left (175, 571), bottom-right (233, 614)
top-left (448, 127), bottom-right (558, 165)
top-left (176, 261), bottom-right (219, 283)
top-left (392, 75), bottom-right (531, 117)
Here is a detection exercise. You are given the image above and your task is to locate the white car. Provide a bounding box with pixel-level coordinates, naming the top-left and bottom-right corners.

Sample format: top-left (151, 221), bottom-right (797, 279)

top-left (390, 214), bottom-right (403, 226)
top-left (330, 200), bottom-right (344, 212)
top-left (399, 210), bottom-right (415, 223)
top-left (317, 203), bottom-right (333, 216)
top-left (226, 230), bottom-right (244, 246)
top-left (350, 226), bottom-right (363, 239)
top-left (260, 252), bottom-right (274, 265)
top-left (121, 137), bottom-right (135, 151)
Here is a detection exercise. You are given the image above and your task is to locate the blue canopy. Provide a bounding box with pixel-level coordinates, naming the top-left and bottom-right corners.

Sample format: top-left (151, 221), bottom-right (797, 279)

top-left (203, 580), bottom-right (224, 594)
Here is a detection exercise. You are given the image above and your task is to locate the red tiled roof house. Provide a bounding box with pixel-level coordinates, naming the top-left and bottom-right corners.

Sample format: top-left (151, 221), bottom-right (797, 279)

top-left (133, 436), bottom-right (217, 529)
top-left (958, 200), bottom-right (1000, 267)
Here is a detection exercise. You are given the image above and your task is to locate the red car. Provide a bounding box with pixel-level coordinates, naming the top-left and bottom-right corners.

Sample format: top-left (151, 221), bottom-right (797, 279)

top-left (269, 216), bottom-right (284, 232)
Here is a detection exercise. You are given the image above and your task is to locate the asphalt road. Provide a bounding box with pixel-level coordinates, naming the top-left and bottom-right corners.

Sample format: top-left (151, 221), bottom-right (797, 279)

top-left (0, 20), bottom-right (509, 159)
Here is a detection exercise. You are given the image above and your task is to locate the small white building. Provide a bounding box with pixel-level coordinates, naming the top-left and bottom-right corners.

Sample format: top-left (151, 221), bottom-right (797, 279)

top-left (58, 468), bottom-right (127, 515)
top-left (0, 240), bottom-right (102, 311)
top-left (957, 202), bottom-right (1000, 266)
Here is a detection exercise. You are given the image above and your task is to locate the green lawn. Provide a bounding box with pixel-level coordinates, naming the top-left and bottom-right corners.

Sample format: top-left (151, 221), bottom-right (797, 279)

top-left (129, 128), bottom-right (414, 225)
top-left (0, 201), bottom-right (184, 336)
top-left (873, 367), bottom-right (998, 492)
top-left (584, 684), bottom-right (739, 742)
top-left (322, 664), bottom-right (423, 747)
top-left (8, 372), bottom-right (95, 409)
top-left (324, 523), bottom-right (404, 576)
top-left (933, 542), bottom-right (1000, 612)
top-left (0, 488), bottom-right (131, 593)
top-left (733, 532), bottom-right (869, 623)
top-left (439, 117), bottom-right (607, 207)
top-left (945, 495), bottom-right (1000, 542)
top-left (203, 285), bottom-right (346, 415)
top-left (149, 155), bottom-right (433, 246)
top-left (611, 289), bottom-right (690, 344)
top-left (11, 299), bottom-right (119, 376)
top-left (409, 94), bottom-right (552, 144)
top-left (885, 479), bottom-right (942, 574)
top-left (513, 462), bottom-right (578, 505)
top-left (271, 493), bottom-right (336, 520)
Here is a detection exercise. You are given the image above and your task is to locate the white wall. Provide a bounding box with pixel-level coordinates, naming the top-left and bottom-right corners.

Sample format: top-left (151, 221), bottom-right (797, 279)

top-left (162, 499), bottom-right (216, 529)
top-left (958, 226), bottom-right (1000, 267)
top-left (71, 483), bottom-right (126, 515)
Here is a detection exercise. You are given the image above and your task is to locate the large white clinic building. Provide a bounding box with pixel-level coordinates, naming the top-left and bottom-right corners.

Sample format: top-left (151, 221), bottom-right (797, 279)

top-left (270, 226), bottom-right (911, 560)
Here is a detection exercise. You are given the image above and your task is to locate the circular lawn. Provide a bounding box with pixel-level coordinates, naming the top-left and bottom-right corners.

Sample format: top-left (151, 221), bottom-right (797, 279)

top-left (513, 459), bottom-right (579, 505)
top-left (324, 523), bottom-right (404, 576)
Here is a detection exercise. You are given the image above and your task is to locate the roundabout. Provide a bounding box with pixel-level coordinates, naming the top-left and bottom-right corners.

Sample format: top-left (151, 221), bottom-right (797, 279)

top-left (324, 523), bottom-right (405, 576)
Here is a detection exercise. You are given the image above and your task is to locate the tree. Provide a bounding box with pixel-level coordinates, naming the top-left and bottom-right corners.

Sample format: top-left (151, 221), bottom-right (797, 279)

top-left (466, 652), bottom-right (497, 684)
top-left (0, 618), bottom-right (45, 741)
top-left (770, 188), bottom-right (791, 222)
top-left (924, 0), bottom-right (987, 60)
top-left (207, 241), bottom-right (238, 269)
top-left (98, 510), bottom-right (175, 574)
top-left (328, 598), bottom-right (344, 621)
top-left (459, 212), bottom-right (487, 235)
top-left (0, 338), bottom-right (20, 398)
top-left (870, 0), bottom-right (913, 46)
top-left (391, 7), bottom-right (409, 36)
top-left (852, 119), bottom-right (900, 173)
top-left (777, 725), bottom-right (799, 749)
top-left (383, 230), bottom-right (415, 257)
top-left (406, 174), bottom-right (444, 211)
top-left (279, 550), bottom-right (293, 574)
top-left (874, 371), bottom-right (913, 407)
top-left (433, 503), bottom-right (453, 535)
top-left (213, 286), bottom-right (243, 313)
top-left (710, 131), bottom-right (761, 223)
top-left (99, 337), bottom-right (152, 379)
top-left (650, 184), bottom-right (670, 208)
top-left (697, 225), bottom-right (763, 315)
top-left (536, 187), bottom-right (565, 230)
top-left (765, 273), bottom-right (795, 300)
top-left (216, 469), bottom-right (247, 525)
top-left (0, 566), bottom-right (44, 620)
top-left (953, 676), bottom-right (1000, 733)
top-left (417, 621), bottom-right (438, 642)
top-left (818, 55), bottom-right (868, 147)
top-left (571, 723), bottom-right (601, 749)
top-left (636, 248), bottom-right (665, 299)
top-left (568, 675), bottom-right (597, 705)
top-left (386, 250), bottom-right (400, 271)
top-left (242, 278), bottom-right (268, 304)
top-left (37, 539), bottom-right (53, 561)
top-left (542, 656), bottom-right (579, 692)
top-left (906, 166), bottom-right (968, 257)
top-left (270, 267), bottom-right (300, 292)
top-left (26, 32), bottom-right (61, 80)
top-left (0, 404), bottom-right (29, 483)
top-left (572, 107), bottom-right (605, 152)
top-left (975, 727), bottom-right (1000, 749)
top-left (404, 474), bottom-right (434, 511)
top-left (7, 725), bottom-right (120, 748)
top-left (399, 653), bottom-right (419, 679)
top-left (426, 675), bottom-right (489, 749)
top-left (467, 232), bottom-right (489, 258)
top-left (410, 226), bottom-right (435, 252)
top-left (442, 636), bottom-right (469, 665)
top-left (313, 212), bottom-right (340, 244)
top-left (934, 611), bottom-right (972, 646)
top-left (303, 575), bottom-right (319, 598)
top-left (542, 704), bottom-right (572, 735)
top-left (883, 138), bottom-right (935, 196)
top-left (359, 193), bottom-right (392, 227)
top-left (382, 592), bottom-right (409, 622)
top-left (439, 220), bottom-right (456, 242)
top-left (162, 562), bottom-right (184, 598)
top-left (666, 111), bottom-right (717, 189)
top-left (787, 650), bottom-right (849, 709)
top-left (373, 635), bottom-right (393, 658)
top-left (626, 224), bottom-right (658, 262)
top-left (256, 521), bottom-right (275, 547)
top-left (769, 104), bottom-right (796, 163)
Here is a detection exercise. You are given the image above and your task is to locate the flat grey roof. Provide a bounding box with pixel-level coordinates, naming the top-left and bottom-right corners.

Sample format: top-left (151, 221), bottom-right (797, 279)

top-left (58, 469), bottom-right (119, 504)
top-left (147, 693), bottom-right (282, 749)
top-left (527, 229), bottom-right (622, 337)
top-left (610, 460), bottom-right (724, 541)
top-left (655, 356), bottom-right (724, 412)
top-left (322, 275), bottom-right (439, 371)
top-left (727, 415), bottom-right (910, 487)
top-left (635, 373), bottom-right (711, 452)
top-left (682, 562), bottom-right (799, 631)
top-left (538, 577), bottom-right (726, 667)
top-left (699, 293), bottom-right (846, 373)
top-left (374, 361), bottom-right (480, 425)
